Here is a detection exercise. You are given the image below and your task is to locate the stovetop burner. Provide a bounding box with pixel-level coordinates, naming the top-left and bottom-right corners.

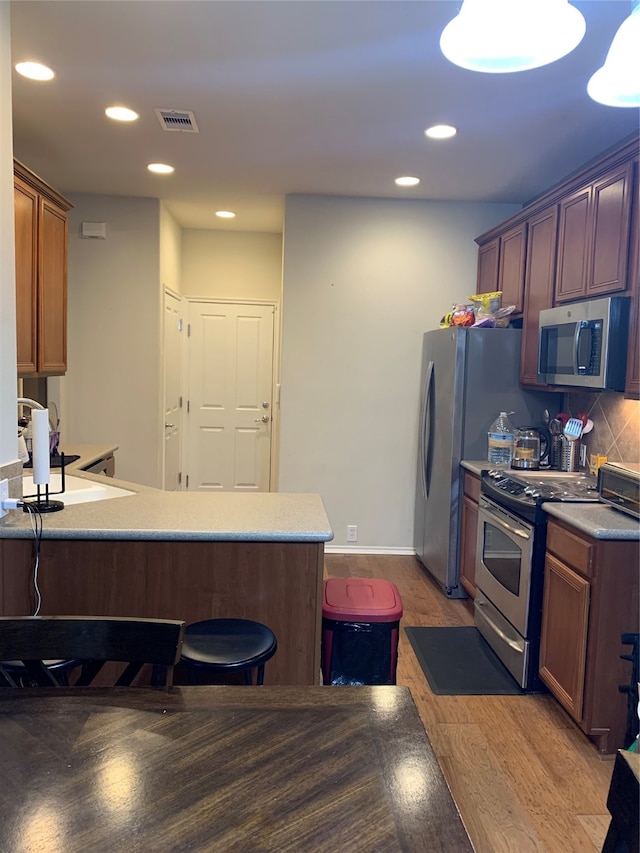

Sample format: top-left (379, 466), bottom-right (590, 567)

top-left (481, 468), bottom-right (600, 522)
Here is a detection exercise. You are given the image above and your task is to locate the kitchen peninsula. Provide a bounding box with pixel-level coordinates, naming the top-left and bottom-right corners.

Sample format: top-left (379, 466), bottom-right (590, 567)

top-left (0, 470), bottom-right (333, 685)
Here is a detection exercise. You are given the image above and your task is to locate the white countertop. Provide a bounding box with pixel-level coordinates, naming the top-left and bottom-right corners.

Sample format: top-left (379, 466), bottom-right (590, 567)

top-left (1, 462), bottom-right (334, 544)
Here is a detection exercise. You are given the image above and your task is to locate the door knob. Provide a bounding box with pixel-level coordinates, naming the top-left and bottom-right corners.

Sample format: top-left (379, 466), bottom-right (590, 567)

top-left (254, 415), bottom-right (270, 423)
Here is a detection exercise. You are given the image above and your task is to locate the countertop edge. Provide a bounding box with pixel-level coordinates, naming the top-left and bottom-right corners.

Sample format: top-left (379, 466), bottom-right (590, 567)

top-left (542, 502), bottom-right (640, 540)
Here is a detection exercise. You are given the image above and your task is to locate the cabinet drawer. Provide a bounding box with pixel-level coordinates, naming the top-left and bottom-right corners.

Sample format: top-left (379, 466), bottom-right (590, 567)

top-left (546, 521), bottom-right (595, 578)
top-left (463, 472), bottom-right (480, 502)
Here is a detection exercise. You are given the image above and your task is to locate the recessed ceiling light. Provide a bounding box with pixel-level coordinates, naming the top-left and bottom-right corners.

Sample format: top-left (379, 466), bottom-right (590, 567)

top-left (215, 211), bottom-right (236, 219)
top-left (395, 176), bottom-right (421, 187)
top-left (105, 106), bottom-right (139, 122)
top-left (425, 125), bottom-right (457, 140)
top-left (147, 163), bottom-right (174, 174)
top-left (15, 61), bottom-right (55, 81)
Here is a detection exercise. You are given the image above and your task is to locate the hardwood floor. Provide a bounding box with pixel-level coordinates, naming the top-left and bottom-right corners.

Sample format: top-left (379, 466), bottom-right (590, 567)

top-left (324, 554), bottom-right (614, 853)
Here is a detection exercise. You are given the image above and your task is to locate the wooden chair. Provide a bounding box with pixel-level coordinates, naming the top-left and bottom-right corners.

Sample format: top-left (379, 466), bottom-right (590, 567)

top-left (0, 616), bottom-right (185, 688)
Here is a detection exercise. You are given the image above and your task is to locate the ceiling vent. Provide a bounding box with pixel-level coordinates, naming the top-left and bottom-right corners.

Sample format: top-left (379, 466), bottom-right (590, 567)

top-left (154, 109), bottom-right (199, 133)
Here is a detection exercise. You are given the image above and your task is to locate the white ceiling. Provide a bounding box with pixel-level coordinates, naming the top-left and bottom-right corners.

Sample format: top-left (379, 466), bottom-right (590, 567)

top-left (9, 0), bottom-right (640, 234)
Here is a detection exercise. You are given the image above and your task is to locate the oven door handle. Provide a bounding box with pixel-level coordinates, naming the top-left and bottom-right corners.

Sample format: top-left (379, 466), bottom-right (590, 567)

top-left (481, 507), bottom-right (531, 541)
top-left (475, 598), bottom-right (523, 652)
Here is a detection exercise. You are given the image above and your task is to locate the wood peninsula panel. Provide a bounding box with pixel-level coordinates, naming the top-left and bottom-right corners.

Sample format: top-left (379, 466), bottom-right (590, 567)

top-left (0, 538), bottom-right (324, 686)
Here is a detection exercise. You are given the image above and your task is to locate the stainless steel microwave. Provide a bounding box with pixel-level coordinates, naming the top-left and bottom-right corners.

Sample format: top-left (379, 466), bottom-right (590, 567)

top-left (537, 295), bottom-right (630, 390)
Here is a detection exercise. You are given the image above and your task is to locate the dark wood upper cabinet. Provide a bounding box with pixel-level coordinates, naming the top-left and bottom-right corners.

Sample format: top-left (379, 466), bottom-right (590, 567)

top-left (519, 205), bottom-right (558, 387)
top-left (476, 238), bottom-right (499, 295)
top-left (14, 160), bottom-right (72, 377)
top-left (555, 160), bottom-right (634, 303)
top-left (475, 134), bottom-right (638, 398)
top-left (476, 224), bottom-right (526, 314)
top-left (498, 222), bottom-right (527, 313)
top-left (625, 160), bottom-right (640, 399)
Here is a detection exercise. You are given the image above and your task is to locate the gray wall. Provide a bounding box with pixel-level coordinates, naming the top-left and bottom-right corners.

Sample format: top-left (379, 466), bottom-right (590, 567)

top-left (279, 194), bottom-right (520, 551)
top-left (50, 194), bottom-right (162, 487)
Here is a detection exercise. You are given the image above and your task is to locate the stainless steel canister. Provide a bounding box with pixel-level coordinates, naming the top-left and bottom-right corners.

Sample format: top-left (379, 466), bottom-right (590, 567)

top-left (549, 419), bottom-right (563, 469)
top-left (559, 435), bottom-right (580, 472)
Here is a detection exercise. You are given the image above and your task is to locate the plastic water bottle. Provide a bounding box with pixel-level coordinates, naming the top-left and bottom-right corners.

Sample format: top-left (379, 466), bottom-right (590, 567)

top-left (488, 412), bottom-right (514, 467)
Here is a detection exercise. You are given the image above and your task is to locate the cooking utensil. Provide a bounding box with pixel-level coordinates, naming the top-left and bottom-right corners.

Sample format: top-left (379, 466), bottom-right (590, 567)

top-left (577, 411), bottom-right (594, 435)
top-left (563, 417), bottom-right (584, 441)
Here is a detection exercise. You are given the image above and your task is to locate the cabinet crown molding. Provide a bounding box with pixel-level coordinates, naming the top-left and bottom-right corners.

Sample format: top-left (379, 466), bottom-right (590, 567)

top-left (13, 159), bottom-right (73, 212)
top-left (476, 133), bottom-right (639, 247)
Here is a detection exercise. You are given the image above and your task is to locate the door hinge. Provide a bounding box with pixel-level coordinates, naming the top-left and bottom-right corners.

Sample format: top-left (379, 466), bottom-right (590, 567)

top-left (178, 472), bottom-right (182, 485)
top-left (185, 474), bottom-right (189, 489)
top-left (179, 396), bottom-right (183, 408)
top-left (178, 318), bottom-right (183, 331)
top-left (187, 323), bottom-right (191, 337)
top-left (187, 400), bottom-right (190, 414)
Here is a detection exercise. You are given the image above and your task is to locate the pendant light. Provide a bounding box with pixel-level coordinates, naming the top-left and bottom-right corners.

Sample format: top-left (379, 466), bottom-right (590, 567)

top-left (440, 0), bottom-right (586, 73)
top-left (587, 5), bottom-right (640, 108)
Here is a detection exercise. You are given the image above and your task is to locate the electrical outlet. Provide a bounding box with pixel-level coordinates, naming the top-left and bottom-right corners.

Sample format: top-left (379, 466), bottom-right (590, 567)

top-left (347, 525), bottom-right (358, 543)
top-left (579, 443), bottom-right (587, 468)
top-left (0, 479), bottom-right (8, 519)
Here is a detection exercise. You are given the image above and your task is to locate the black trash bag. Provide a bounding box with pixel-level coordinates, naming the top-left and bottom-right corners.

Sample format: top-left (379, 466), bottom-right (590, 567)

top-left (323, 619), bottom-right (397, 685)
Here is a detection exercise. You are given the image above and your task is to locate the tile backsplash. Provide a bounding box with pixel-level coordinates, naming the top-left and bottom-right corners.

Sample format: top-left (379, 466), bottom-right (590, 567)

top-left (564, 391), bottom-right (640, 467)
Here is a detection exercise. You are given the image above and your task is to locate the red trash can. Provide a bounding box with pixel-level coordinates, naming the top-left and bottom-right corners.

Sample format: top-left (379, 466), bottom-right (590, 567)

top-left (321, 577), bottom-right (403, 685)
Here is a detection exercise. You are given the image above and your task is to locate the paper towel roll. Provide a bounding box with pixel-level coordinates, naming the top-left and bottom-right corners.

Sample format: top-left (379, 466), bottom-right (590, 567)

top-left (32, 409), bottom-right (50, 486)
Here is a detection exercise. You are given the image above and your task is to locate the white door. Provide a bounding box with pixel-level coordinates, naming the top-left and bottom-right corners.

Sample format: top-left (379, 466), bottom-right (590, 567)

top-left (163, 289), bottom-right (183, 490)
top-left (186, 301), bottom-right (275, 491)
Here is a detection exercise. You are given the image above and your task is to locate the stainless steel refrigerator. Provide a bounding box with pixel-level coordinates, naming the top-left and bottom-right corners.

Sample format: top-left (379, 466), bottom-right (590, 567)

top-left (413, 327), bottom-right (555, 598)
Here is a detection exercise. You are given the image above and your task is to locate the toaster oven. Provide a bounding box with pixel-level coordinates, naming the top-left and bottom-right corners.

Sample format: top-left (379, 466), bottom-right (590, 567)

top-left (597, 462), bottom-right (640, 519)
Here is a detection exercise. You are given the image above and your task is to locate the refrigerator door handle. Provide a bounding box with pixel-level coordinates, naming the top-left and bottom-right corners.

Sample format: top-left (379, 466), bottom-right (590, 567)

top-left (420, 360), bottom-right (434, 499)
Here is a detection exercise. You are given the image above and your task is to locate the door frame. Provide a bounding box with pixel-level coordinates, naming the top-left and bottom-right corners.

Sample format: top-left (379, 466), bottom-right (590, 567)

top-left (184, 296), bottom-right (281, 492)
top-left (162, 286), bottom-right (185, 490)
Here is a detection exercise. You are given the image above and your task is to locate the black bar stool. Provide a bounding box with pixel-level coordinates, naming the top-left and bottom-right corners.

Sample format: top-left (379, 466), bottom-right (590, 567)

top-left (180, 618), bottom-right (277, 685)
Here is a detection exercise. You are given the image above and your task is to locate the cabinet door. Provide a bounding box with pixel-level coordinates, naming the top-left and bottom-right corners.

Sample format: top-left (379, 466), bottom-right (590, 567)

top-left (539, 553), bottom-right (590, 721)
top-left (498, 222), bottom-right (527, 313)
top-left (520, 205), bottom-right (558, 386)
top-left (459, 494), bottom-right (478, 598)
top-left (555, 185), bottom-right (591, 303)
top-left (477, 238), bottom-right (499, 294)
top-left (625, 170), bottom-right (639, 398)
top-left (589, 161), bottom-right (633, 296)
top-left (13, 177), bottom-right (38, 374)
top-left (38, 197), bottom-right (68, 374)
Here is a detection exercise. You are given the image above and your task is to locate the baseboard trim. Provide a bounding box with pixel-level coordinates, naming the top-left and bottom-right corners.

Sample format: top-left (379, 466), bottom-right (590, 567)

top-left (324, 546), bottom-right (416, 556)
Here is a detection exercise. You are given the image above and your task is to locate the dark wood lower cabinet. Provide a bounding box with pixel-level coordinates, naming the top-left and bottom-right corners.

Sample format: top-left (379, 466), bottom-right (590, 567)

top-left (539, 553), bottom-right (590, 720)
top-left (459, 471), bottom-right (480, 599)
top-left (0, 537), bottom-right (324, 686)
top-left (539, 519), bottom-right (639, 754)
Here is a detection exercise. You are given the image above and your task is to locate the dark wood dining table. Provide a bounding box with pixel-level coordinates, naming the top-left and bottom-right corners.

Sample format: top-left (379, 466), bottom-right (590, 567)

top-left (0, 685), bottom-right (473, 852)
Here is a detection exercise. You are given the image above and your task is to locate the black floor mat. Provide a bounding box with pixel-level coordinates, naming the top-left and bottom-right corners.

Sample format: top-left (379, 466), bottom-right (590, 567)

top-left (405, 625), bottom-right (524, 695)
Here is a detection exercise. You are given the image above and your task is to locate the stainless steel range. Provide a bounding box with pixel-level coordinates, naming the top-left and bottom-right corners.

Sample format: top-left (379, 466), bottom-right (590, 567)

top-left (474, 468), bottom-right (599, 690)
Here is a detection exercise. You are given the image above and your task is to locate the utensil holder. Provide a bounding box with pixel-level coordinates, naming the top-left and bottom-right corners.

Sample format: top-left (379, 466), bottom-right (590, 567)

top-left (559, 437), bottom-right (580, 472)
top-left (550, 434), bottom-right (562, 469)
